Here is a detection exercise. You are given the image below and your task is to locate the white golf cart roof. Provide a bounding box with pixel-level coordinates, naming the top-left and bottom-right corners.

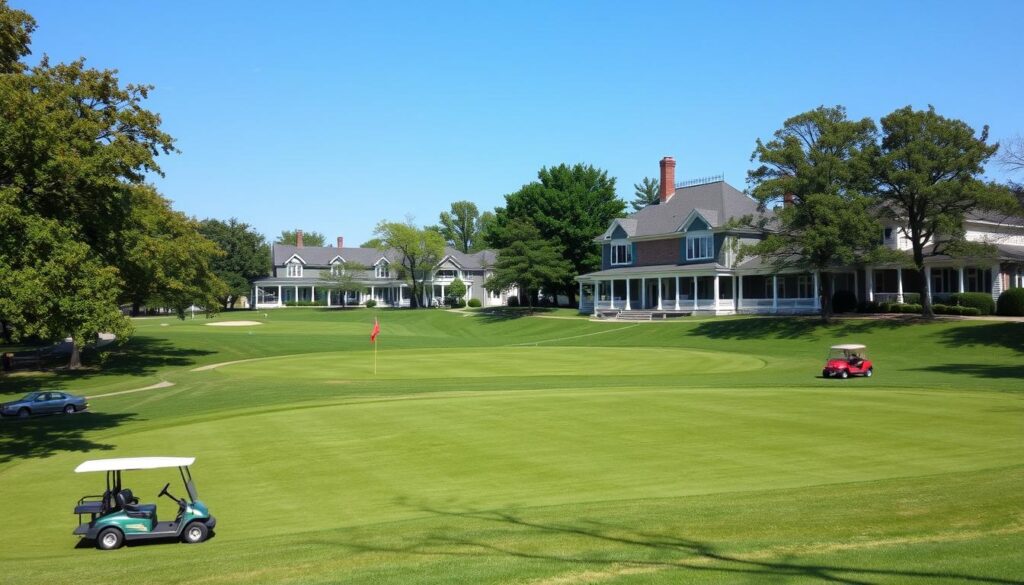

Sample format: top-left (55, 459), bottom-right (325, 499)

top-left (75, 457), bottom-right (195, 473)
top-left (830, 344), bottom-right (866, 351)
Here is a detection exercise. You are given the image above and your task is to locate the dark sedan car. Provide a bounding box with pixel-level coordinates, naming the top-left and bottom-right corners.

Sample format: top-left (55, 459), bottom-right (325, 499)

top-left (0, 392), bottom-right (88, 418)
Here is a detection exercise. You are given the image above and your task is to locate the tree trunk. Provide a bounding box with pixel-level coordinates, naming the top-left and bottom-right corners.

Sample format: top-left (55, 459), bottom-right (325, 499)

top-left (819, 272), bottom-right (834, 323)
top-left (0, 320), bottom-right (10, 344)
top-left (912, 246), bottom-right (934, 319)
top-left (68, 341), bottom-right (82, 370)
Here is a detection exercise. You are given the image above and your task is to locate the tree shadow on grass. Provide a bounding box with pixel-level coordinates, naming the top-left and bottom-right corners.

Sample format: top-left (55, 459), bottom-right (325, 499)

top-left (931, 322), bottom-right (1024, 355)
top-left (0, 411), bottom-right (138, 464)
top-left (911, 363), bottom-right (1024, 382)
top-left (689, 316), bottom-right (911, 341)
top-left (475, 307), bottom-right (558, 323)
top-left (0, 336), bottom-right (213, 396)
top-left (329, 507), bottom-right (1023, 585)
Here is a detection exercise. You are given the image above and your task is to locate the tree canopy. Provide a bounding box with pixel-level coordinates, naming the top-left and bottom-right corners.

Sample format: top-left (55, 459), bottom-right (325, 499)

top-left (373, 220), bottom-right (445, 308)
top-left (630, 177), bottom-right (660, 211)
top-left (277, 229), bottom-right (326, 247)
top-left (488, 163), bottom-right (624, 304)
top-left (199, 218), bottom-right (271, 309)
top-left (874, 106), bottom-right (1016, 318)
top-left (485, 220), bottom-right (572, 308)
top-left (437, 200), bottom-right (484, 253)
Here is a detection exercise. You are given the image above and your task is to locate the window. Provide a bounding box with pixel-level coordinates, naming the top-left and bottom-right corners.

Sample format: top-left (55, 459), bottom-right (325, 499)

top-left (686, 234), bottom-right (713, 260)
top-left (286, 263), bottom-right (302, 278)
top-left (331, 262), bottom-right (345, 276)
top-left (436, 269), bottom-right (457, 279)
top-left (797, 275), bottom-right (813, 298)
top-left (375, 262), bottom-right (390, 279)
top-left (610, 241), bottom-right (632, 265)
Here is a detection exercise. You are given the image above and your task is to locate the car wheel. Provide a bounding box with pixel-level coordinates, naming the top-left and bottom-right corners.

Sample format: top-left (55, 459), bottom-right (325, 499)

top-left (17, 407), bottom-right (30, 419)
top-left (839, 370), bottom-right (849, 379)
top-left (865, 367), bottom-right (873, 377)
top-left (182, 521), bottom-right (208, 544)
top-left (97, 527), bottom-right (124, 550)
top-left (63, 404), bottom-right (76, 414)
top-left (822, 369), bottom-right (830, 378)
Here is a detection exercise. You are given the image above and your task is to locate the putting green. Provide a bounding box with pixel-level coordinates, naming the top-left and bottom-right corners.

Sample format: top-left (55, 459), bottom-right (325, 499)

top-left (205, 346), bottom-right (766, 380)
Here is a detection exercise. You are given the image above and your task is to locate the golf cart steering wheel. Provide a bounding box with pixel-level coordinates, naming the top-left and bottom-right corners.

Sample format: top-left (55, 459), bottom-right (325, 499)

top-left (159, 482), bottom-right (171, 499)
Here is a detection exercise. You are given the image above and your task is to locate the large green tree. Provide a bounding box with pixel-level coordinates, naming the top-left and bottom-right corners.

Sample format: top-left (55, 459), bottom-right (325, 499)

top-left (373, 220), bottom-right (445, 308)
top-left (0, 2), bottom-right (225, 363)
top-left (317, 260), bottom-right (367, 307)
top-left (489, 164), bottom-right (624, 305)
top-left (199, 218), bottom-right (271, 309)
top-left (485, 220), bottom-right (572, 309)
top-left (744, 106), bottom-right (890, 321)
top-left (276, 230), bottom-right (326, 247)
top-left (437, 200), bottom-right (482, 253)
top-left (874, 106), bottom-right (1017, 318)
top-left (630, 177), bottom-right (660, 211)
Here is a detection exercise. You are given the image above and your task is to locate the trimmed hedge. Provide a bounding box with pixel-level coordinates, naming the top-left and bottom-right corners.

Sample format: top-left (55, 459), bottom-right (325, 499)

top-left (365, 299), bottom-right (377, 308)
top-left (950, 292), bottom-right (995, 315)
top-left (467, 298), bottom-right (481, 308)
top-left (902, 292), bottom-right (921, 304)
top-left (997, 288), bottom-right (1024, 316)
top-left (831, 290), bottom-right (858, 313)
top-left (284, 300), bottom-right (325, 307)
top-left (934, 304), bottom-right (982, 316)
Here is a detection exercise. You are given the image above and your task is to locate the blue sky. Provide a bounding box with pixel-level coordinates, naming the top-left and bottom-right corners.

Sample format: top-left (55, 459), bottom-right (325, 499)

top-left (19, 0), bottom-right (1024, 246)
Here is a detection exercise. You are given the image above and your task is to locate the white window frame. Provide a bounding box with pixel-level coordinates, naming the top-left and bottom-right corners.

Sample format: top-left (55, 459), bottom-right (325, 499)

top-left (436, 269), bottom-right (457, 280)
top-left (375, 261), bottom-right (390, 279)
top-left (610, 240), bottom-right (632, 266)
top-left (286, 263), bottom-right (303, 278)
top-left (331, 262), bottom-right (345, 276)
top-left (686, 232), bottom-right (713, 261)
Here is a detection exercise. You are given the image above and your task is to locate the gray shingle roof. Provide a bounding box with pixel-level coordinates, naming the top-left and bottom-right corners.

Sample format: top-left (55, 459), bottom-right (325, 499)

top-left (604, 181), bottom-right (760, 239)
top-left (273, 244), bottom-right (494, 269)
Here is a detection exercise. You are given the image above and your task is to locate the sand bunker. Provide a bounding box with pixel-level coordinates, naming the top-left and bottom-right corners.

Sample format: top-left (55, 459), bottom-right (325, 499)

top-left (205, 320), bottom-right (263, 327)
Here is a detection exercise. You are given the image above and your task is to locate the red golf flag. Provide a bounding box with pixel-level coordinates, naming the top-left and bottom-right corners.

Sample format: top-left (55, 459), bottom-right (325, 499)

top-left (370, 318), bottom-right (380, 343)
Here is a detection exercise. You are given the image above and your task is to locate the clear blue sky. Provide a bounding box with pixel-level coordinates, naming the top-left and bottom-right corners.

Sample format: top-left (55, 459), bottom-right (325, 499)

top-left (19, 0), bottom-right (1024, 246)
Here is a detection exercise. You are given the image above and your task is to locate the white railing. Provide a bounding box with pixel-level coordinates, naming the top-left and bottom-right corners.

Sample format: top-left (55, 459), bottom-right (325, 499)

top-left (737, 298), bottom-right (816, 312)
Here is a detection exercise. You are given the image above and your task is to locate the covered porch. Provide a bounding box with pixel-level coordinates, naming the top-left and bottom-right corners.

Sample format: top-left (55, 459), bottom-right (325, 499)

top-left (253, 280), bottom-right (411, 308)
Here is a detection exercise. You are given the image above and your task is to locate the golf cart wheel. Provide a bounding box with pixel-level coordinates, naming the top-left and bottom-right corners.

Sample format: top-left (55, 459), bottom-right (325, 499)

top-left (839, 370), bottom-right (849, 379)
top-left (865, 367), bottom-right (873, 377)
top-left (97, 527), bottom-right (124, 550)
top-left (63, 404), bottom-right (76, 414)
top-left (822, 369), bottom-right (830, 378)
top-left (182, 521), bottom-right (208, 544)
top-left (17, 407), bottom-right (30, 419)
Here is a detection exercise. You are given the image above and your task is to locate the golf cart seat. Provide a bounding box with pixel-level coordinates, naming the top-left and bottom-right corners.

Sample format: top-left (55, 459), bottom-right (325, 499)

top-left (116, 489), bottom-right (156, 519)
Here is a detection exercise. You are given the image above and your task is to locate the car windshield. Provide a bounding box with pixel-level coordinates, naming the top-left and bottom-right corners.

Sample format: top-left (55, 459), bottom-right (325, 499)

top-left (829, 349), bottom-right (865, 360)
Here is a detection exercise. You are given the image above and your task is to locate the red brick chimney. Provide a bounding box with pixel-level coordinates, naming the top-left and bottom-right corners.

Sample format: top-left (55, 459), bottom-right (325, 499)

top-left (337, 236), bottom-right (344, 249)
top-left (783, 193), bottom-right (794, 208)
top-left (659, 157), bottom-right (676, 203)
top-left (296, 229), bottom-right (304, 248)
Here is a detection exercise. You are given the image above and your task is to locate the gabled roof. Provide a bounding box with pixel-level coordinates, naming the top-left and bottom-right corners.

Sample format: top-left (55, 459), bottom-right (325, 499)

top-left (625, 181), bottom-right (760, 238)
top-left (272, 244), bottom-right (495, 270)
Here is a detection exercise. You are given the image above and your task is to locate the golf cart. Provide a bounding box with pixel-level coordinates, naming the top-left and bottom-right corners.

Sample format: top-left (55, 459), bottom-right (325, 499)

top-left (822, 344), bottom-right (873, 379)
top-left (72, 457), bottom-right (216, 550)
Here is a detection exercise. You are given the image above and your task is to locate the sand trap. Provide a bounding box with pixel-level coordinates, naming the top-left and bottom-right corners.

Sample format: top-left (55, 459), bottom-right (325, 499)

top-left (205, 321), bottom-right (262, 327)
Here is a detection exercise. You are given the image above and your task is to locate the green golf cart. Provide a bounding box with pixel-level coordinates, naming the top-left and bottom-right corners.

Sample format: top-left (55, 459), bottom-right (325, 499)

top-left (72, 457), bottom-right (216, 550)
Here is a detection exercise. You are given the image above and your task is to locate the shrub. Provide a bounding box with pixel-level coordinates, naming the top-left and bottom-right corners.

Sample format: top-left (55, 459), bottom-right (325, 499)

top-left (450, 299), bottom-right (466, 308)
top-left (467, 298), bottom-right (481, 308)
top-left (831, 290), bottom-right (858, 313)
top-left (507, 296), bottom-right (520, 307)
top-left (365, 299), bottom-right (377, 308)
top-left (284, 300), bottom-right (324, 307)
top-left (896, 303), bottom-right (922, 314)
top-left (902, 292), bottom-right (921, 304)
top-left (950, 292), bottom-right (995, 315)
top-left (997, 288), bottom-right (1024, 316)
top-left (858, 301), bottom-right (881, 313)
top-left (878, 301), bottom-right (894, 313)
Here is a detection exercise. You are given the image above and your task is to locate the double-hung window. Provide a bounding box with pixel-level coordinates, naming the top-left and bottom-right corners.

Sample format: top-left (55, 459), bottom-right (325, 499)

top-left (610, 241), bottom-right (632, 265)
top-left (686, 233), bottom-right (713, 261)
top-left (286, 262), bottom-right (303, 277)
top-left (375, 262), bottom-right (390, 279)
top-left (331, 262), bottom-right (344, 276)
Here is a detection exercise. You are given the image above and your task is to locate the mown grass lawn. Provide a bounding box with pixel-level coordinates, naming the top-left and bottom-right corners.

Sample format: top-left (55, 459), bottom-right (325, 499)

top-left (1, 309), bottom-right (1022, 584)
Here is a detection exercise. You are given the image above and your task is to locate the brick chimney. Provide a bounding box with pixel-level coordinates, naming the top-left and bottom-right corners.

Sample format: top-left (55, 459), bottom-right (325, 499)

top-left (337, 236), bottom-right (344, 249)
top-left (659, 157), bottom-right (676, 203)
top-left (783, 193), bottom-right (794, 208)
top-left (296, 229), bottom-right (304, 248)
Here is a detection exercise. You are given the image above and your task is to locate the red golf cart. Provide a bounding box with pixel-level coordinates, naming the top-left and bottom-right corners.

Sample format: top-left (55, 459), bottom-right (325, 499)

top-left (822, 344), bottom-right (873, 379)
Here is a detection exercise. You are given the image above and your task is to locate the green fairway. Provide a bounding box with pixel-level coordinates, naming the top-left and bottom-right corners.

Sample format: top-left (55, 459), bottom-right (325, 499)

top-left (1, 310), bottom-right (1022, 584)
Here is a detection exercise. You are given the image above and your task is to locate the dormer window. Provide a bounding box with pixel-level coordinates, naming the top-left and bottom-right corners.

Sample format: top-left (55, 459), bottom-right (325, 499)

top-left (375, 261), bottom-right (390, 279)
top-left (331, 261), bottom-right (345, 276)
top-left (686, 233), bottom-right (713, 261)
top-left (286, 262), bottom-right (303, 277)
top-left (610, 240), bottom-right (632, 265)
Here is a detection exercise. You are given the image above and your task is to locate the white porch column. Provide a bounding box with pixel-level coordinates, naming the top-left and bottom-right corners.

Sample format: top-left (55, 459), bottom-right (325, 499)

top-left (578, 281), bottom-right (583, 312)
top-left (738, 275), bottom-right (744, 312)
top-left (255, 286), bottom-right (260, 308)
top-left (674, 276), bottom-right (680, 310)
top-left (853, 271), bottom-right (859, 302)
top-left (657, 278), bottom-right (663, 310)
top-left (625, 279), bottom-right (632, 310)
top-left (294, 285), bottom-right (298, 303)
top-left (813, 271), bottom-right (821, 310)
top-left (593, 283), bottom-right (600, 317)
top-left (277, 285), bottom-right (282, 306)
top-left (925, 266), bottom-right (933, 305)
top-left (992, 262), bottom-right (1001, 300)
top-left (958, 266), bottom-right (965, 293)
top-left (371, 286), bottom-right (375, 302)
top-left (609, 280), bottom-right (616, 310)
top-left (692, 276), bottom-right (698, 311)
top-left (326, 288), bottom-right (331, 307)
top-left (866, 267), bottom-right (874, 302)
top-left (311, 285), bottom-right (316, 304)
top-left (713, 275), bottom-right (720, 311)
top-left (896, 268), bottom-right (903, 303)
top-left (641, 277), bottom-right (646, 309)
top-left (771, 275), bottom-right (778, 313)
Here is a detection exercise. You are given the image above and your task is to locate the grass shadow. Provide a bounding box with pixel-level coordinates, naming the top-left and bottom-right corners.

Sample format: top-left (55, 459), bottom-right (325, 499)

top-left (689, 316), bottom-right (916, 341)
top-left (0, 410), bottom-right (139, 464)
top-left (912, 363), bottom-right (1024, 381)
top-left (330, 507), bottom-right (1022, 584)
top-left (475, 307), bottom-right (559, 323)
top-left (932, 322), bottom-right (1024, 355)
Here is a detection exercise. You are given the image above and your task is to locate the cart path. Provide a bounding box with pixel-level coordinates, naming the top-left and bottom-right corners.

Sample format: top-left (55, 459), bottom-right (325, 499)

top-left (88, 381), bottom-right (175, 399)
